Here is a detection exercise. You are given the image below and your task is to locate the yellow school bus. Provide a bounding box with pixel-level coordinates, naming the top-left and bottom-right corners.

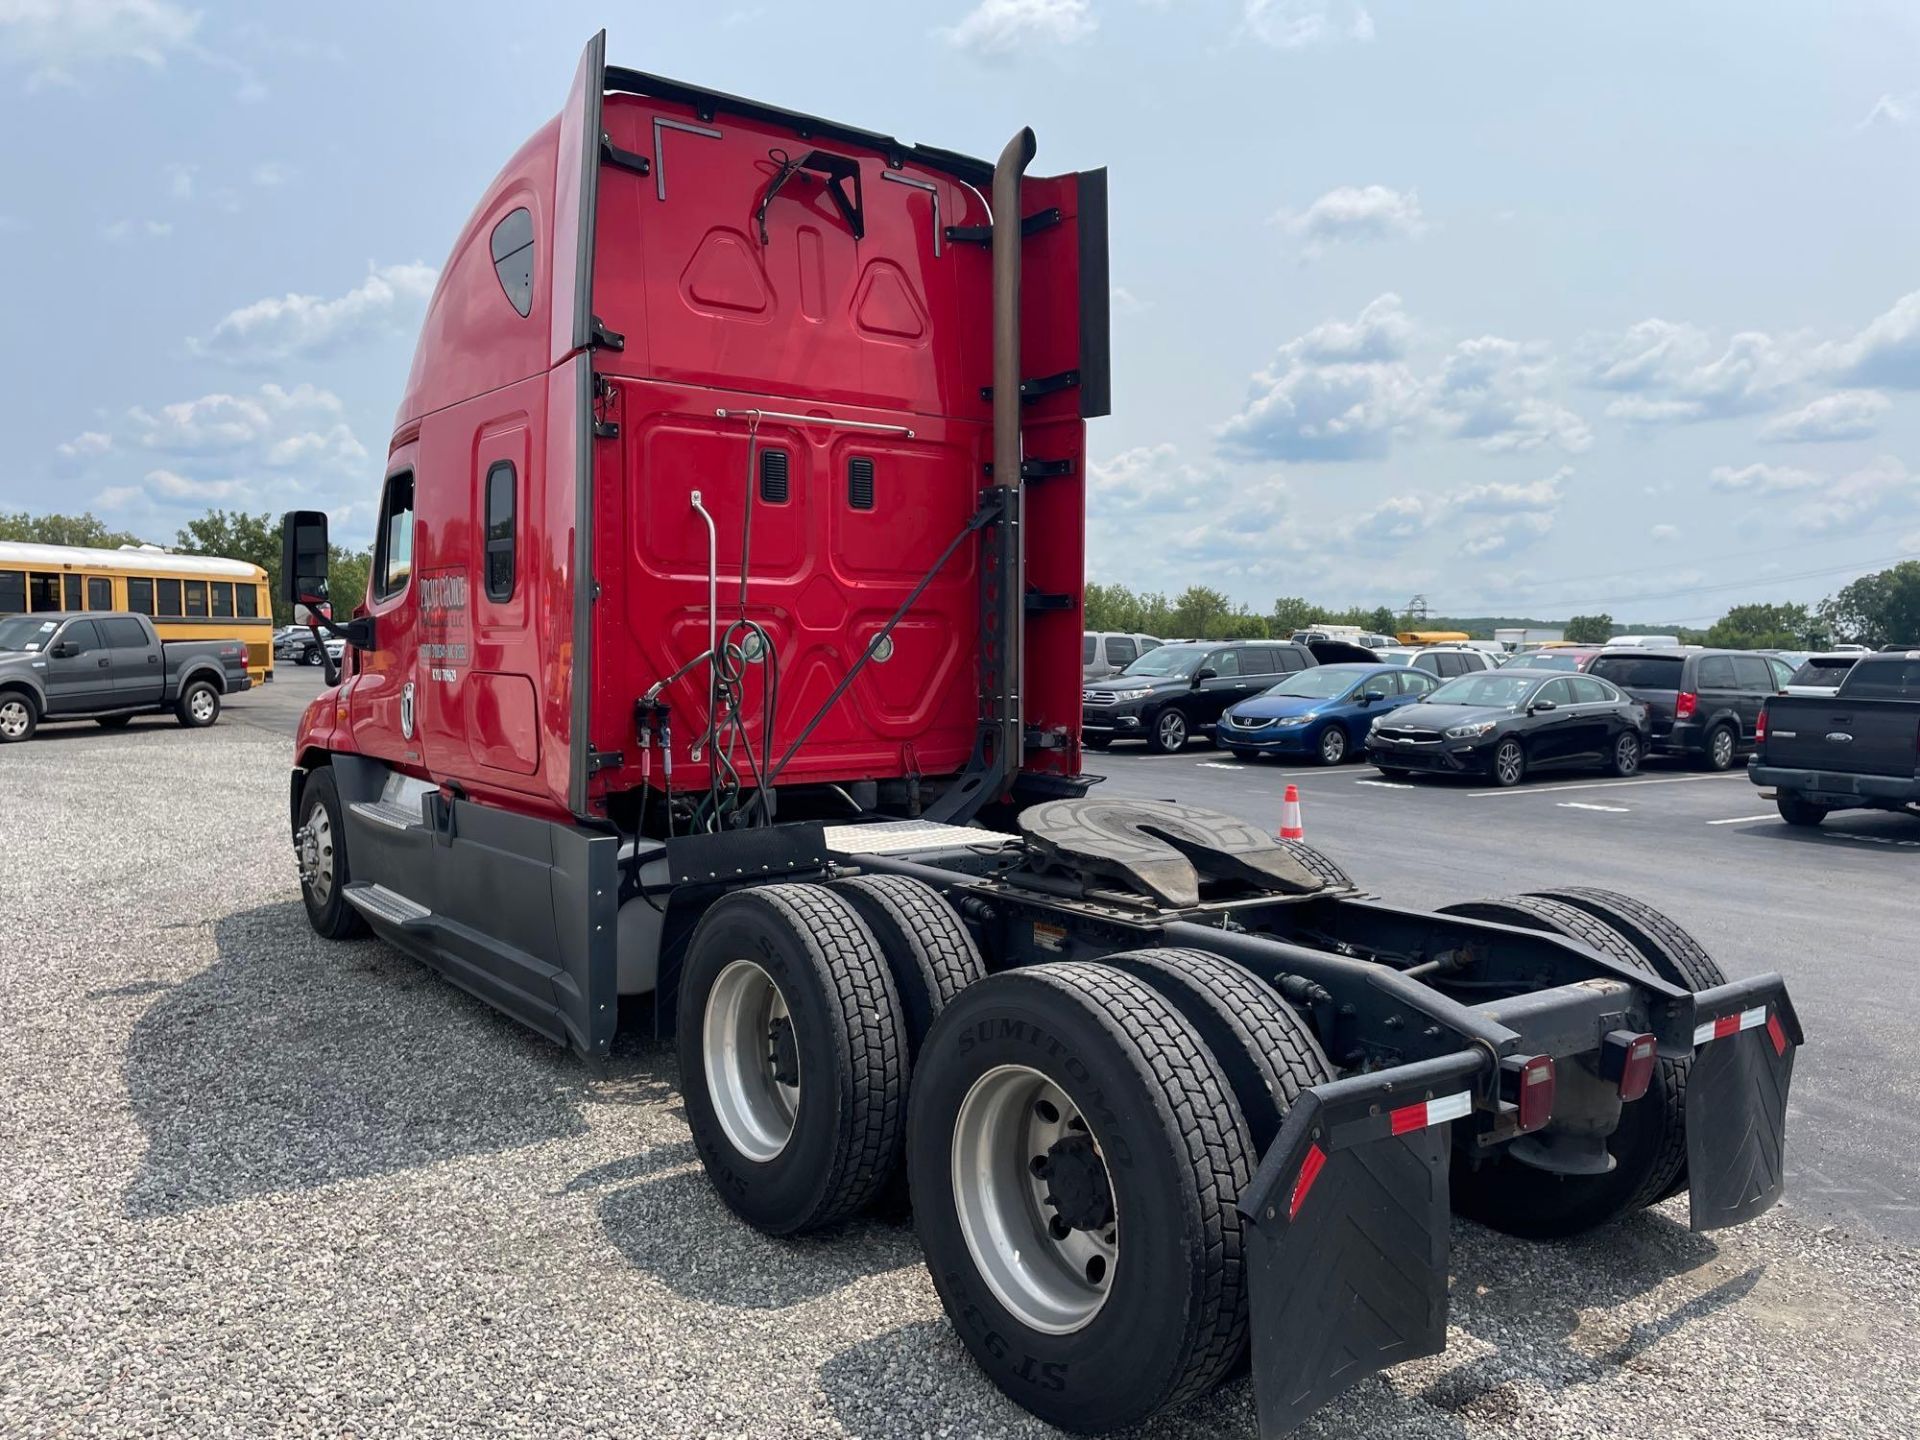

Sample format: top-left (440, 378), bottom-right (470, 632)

top-left (1395, 630), bottom-right (1473, 647)
top-left (0, 541), bottom-right (275, 683)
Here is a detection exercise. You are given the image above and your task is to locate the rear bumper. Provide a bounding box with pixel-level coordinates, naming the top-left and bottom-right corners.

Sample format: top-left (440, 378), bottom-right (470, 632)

top-left (1651, 718), bottom-right (1709, 755)
top-left (1237, 970), bottom-right (1801, 1436)
top-left (1751, 763), bottom-right (1920, 806)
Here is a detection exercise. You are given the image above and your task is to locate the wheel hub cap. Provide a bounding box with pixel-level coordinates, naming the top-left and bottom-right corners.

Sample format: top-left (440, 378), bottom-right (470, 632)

top-left (0, 702), bottom-right (25, 737)
top-left (703, 959), bottom-right (800, 1163)
top-left (951, 1065), bottom-right (1118, 1334)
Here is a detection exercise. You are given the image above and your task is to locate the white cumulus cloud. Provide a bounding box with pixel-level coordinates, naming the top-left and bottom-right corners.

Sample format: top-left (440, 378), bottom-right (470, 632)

top-left (939, 0), bottom-right (1094, 60)
top-left (1814, 289), bottom-right (1920, 390)
top-left (190, 261), bottom-right (439, 362)
top-left (1790, 456), bottom-right (1917, 533)
top-left (1428, 338), bottom-right (1592, 454)
top-left (1243, 0), bottom-right (1374, 50)
top-left (1708, 463), bottom-right (1823, 495)
top-left (1758, 390), bottom-right (1890, 444)
top-left (1276, 184), bottom-right (1425, 256)
top-left (0, 0), bottom-right (200, 88)
top-left (1579, 320), bottom-right (1800, 425)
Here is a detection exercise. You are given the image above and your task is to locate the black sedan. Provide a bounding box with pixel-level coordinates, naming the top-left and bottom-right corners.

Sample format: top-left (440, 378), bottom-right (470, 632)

top-left (1365, 669), bottom-right (1649, 787)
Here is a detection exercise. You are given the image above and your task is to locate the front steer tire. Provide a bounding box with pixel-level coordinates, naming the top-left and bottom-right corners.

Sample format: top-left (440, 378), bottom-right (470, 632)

top-left (295, 767), bottom-right (369, 941)
top-left (909, 964), bottom-right (1255, 1434)
top-left (678, 884), bottom-right (907, 1236)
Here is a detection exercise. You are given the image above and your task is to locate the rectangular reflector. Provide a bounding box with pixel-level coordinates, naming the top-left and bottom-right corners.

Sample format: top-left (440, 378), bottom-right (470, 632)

top-left (1288, 1143), bottom-right (1327, 1220)
top-left (1693, 1005), bottom-right (1769, 1048)
top-left (1388, 1090), bottom-right (1472, 1136)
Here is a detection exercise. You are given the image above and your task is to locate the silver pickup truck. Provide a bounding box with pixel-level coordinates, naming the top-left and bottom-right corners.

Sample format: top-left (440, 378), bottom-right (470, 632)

top-left (0, 610), bottom-right (251, 743)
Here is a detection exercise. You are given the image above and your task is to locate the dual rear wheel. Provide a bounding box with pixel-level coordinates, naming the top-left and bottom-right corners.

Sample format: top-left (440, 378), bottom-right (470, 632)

top-left (676, 873), bottom-right (1339, 1432)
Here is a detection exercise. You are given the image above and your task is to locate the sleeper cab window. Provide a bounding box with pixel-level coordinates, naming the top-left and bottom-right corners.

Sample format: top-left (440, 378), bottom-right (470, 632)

top-left (376, 471), bottom-right (416, 601)
top-left (485, 461), bottom-right (516, 602)
top-left (490, 207), bottom-right (535, 317)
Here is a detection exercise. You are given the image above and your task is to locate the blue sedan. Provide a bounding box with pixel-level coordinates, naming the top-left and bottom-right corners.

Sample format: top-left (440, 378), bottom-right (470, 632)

top-left (1215, 663), bottom-right (1438, 765)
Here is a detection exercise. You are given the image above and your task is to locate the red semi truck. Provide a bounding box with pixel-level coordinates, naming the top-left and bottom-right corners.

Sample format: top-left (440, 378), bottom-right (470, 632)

top-left (281, 33), bottom-right (1802, 1436)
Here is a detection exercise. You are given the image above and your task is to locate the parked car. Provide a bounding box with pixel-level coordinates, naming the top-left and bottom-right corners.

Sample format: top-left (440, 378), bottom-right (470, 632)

top-left (1780, 652), bottom-right (1860, 696)
top-left (1367, 668), bottom-right (1649, 786)
top-left (1082, 640), bottom-right (1317, 752)
top-left (1082, 630), bottom-right (1162, 682)
top-left (1217, 662), bottom-right (1437, 765)
top-left (1586, 647), bottom-right (1792, 771)
top-left (276, 624), bottom-right (346, 667)
top-left (0, 611), bottom-right (251, 742)
top-left (1499, 646), bottom-right (1603, 672)
top-left (1752, 651), bottom-right (1920, 825)
top-left (1374, 644), bottom-right (1494, 679)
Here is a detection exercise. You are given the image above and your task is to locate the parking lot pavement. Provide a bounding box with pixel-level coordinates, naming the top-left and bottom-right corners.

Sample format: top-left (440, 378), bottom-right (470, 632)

top-left (3, 723), bottom-right (1918, 1439)
top-left (1087, 745), bottom-right (1920, 1247)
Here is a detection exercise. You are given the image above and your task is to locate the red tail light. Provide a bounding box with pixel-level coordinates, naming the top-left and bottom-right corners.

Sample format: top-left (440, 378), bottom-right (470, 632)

top-left (1603, 1031), bottom-right (1659, 1103)
top-left (1755, 707), bottom-right (1768, 745)
top-left (1503, 1054), bottom-right (1556, 1132)
top-left (1674, 691), bottom-right (1698, 720)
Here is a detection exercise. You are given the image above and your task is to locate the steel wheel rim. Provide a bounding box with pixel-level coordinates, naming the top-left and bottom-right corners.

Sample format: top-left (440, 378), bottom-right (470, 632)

top-left (951, 1064), bottom-right (1119, 1335)
top-left (703, 959), bottom-right (800, 1163)
top-left (1712, 729), bottom-right (1733, 767)
top-left (1496, 742), bottom-right (1523, 785)
top-left (298, 807), bottom-right (336, 904)
top-left (1321, 728), bottom-right (1345, 763)
top-left (0, 700), bottom-right (26, 738)
top-left (1158, 713), bottom-right (1185, 748)
top-left (1617, 735), bottom-right (1639, 774)
top-left (190, 689), bottom-right (215, 722)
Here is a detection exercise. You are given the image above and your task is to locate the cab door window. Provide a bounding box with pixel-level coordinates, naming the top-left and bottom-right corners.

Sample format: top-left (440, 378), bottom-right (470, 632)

top-left (484, 461), bottom-right (517, 602)
top-left (374, 471), bottom-right (417, 601)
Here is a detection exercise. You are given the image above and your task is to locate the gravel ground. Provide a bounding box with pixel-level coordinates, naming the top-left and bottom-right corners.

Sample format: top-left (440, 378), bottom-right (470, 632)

top-left (2, 719), bottom-right (1917, 1438)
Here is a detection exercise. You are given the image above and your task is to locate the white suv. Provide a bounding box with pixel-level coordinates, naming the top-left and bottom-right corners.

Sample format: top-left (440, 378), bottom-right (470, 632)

top-left (1374, 644), bottom-right (1494, 680)
top-left (1083, 631), bottom-right (1163, 681)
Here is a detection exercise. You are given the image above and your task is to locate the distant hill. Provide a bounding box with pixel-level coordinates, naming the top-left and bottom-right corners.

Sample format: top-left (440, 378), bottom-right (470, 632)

top-left (1428, 617), bottom-right (1705, 641)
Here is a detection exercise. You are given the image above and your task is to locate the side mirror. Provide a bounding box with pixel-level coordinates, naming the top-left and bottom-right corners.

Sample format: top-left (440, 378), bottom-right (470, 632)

top-left (1529, 698), bottom-right (1557, 714)
top-left (1354, 691), bottom-right (1376, 706)
top-left (50, 640), bottom-right (75, 659)
top-left (281, 509), bottom-right (331, 617)
top-left (1193, 667), bottom-right (1218, 684)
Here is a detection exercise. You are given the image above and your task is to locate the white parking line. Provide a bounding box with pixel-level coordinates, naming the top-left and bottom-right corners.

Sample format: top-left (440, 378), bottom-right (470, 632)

top-left (1707, 814), bottom-right (1778, 826)
top-left (1355, 779), bottom-right (1414, 789)
top-left (1195, 762), bottom-right (1244, 771)
top-left (1560, 801), bottom-right (1630, 813)
top-left (1468, 773), bottom-right (1748, 798)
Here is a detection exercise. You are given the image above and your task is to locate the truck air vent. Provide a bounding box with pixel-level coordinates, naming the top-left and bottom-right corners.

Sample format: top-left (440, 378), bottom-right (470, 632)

top-left (759, 449), bottom-right (790, 504)
top-left (848, 457), bottom-right (875, 510)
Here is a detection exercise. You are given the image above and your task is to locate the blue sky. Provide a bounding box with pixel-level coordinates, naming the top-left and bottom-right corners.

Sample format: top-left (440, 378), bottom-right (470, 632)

top-left (1, 0), bottom-right (1917, 622)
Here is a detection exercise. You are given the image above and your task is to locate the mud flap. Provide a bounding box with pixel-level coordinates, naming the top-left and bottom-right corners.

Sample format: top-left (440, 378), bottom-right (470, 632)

top-left (1238, 1054), bottom-right (1480, 1437)
top-left (1685, 975), bottom-right (1802, 1231)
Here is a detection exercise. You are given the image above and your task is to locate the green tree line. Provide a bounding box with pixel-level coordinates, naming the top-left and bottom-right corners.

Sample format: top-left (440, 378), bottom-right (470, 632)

top-left (1087, 569), bottom-right (1920, 650)
top-left (1, 509), bottom-right (371, 627)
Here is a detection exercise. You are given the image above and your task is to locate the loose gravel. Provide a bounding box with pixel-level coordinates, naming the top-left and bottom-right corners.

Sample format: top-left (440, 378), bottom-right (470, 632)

top-left (2, 717), bottom-right (1916, 1438)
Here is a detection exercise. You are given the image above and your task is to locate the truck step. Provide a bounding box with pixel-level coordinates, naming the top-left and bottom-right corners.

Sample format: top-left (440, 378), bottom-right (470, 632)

top-left (824, 819), bottom-right (1018, 856)
top-left (350, 798), bottom-right (426, 833)
top-left (342, 883), bottom-right (433, 928)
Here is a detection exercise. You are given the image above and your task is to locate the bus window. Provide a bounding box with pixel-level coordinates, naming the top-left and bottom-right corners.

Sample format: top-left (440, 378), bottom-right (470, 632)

top-left (28, 573), bottom-right (60, 610)
top-left (237, 584), bottom-right (259, 619)
top-left (157, 579), bottom-right (183, 617)
top-left (64, 574), bottom-right (83, 609)
top-left (87, 576), bottom-right (112, 610)
top-left (0, 570), bottom-right (22, 613)
top-left (212, 581), bottom-right (234, 618)
top-left (128, 577), bottom-right (155, 614)
top-left (185, 580), bottom-right (208, 617)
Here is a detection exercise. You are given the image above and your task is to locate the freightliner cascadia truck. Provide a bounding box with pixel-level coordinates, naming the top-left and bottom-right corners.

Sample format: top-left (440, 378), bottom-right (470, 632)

top-left (280, 32), bottom-right (1802, 1436)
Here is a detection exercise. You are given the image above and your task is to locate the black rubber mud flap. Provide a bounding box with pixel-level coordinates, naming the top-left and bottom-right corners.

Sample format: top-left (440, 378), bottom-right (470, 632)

top-left (1685, 976), bottom-right (1802, 1232)
top-left (1237, 1055), bottom-right (1477, 1437)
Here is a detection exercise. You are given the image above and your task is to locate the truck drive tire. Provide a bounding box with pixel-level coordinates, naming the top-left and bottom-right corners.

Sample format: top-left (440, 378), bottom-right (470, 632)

top-left (296, 767), bottom-right (370, 941)
top-left (1776, 794), bottom-right (1828, 827)
top-left (1274, 838), bottom-right (1356, 891)
top-left (679, 883), bottom-right (908, 1236)
top-left (0, 690), bottom-right (37, 743)
top-left (1098, 948), bottom-right (1333, 1154)
top-left (175, 679), bottom-right (221, 728)
top-left (1437, 894), bottom-right (1692, 1236)
top-left (1523, 886), bottom-right (1728, 1205)
top-left (909, 963), bottom-right (1254, 1433)
top-left (830, 875), bottom-right (987, 1215)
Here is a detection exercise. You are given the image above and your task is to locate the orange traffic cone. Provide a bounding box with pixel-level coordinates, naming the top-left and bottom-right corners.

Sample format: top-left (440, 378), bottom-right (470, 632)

top-left (1279, 784), bottom-right (1304, 840)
